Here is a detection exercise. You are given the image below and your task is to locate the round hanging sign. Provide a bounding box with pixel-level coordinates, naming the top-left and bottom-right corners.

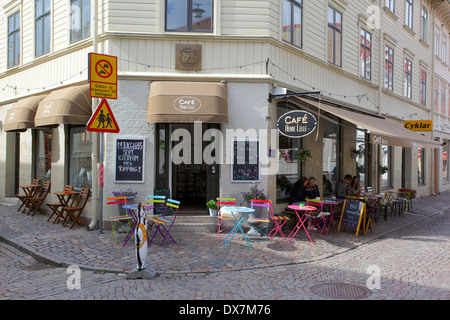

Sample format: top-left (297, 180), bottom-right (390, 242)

top-left (277, 110), bottom-right (318, 138)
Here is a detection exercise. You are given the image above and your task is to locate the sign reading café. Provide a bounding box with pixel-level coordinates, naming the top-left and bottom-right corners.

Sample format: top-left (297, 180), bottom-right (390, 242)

top-left (277, 110), bottom-right (318, 138)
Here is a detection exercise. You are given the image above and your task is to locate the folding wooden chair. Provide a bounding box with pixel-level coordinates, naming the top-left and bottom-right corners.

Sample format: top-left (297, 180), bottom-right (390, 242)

top-left (17, 179), bottom-right (40, 213)
top-left (27, 181), bottom-right (51, 216)
top-left (148, 198), bottom-right (179, 246)
top-left (46, 185), bottom-right (75, 223)
top-left (247, 199), bottom-right (271, 242)
top-left (107, 196), bottom-right (132, 243)
top-left (215, 197), bottom-right (237, 239)
top-left (61, 188), bottom-right (90, 229)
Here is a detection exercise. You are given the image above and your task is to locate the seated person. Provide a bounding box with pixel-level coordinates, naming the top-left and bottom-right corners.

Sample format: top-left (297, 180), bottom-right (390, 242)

top-left (305, 176), bottom-right (320, 199)
top-left (289, 176), bottom-right (308, 204)
top-left (348, 176), bottom-right (362, 196)
top-left (335, 174), bottom-right (353, 199)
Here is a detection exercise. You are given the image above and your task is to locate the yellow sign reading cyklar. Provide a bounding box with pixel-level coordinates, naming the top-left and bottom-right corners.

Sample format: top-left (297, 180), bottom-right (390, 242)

top-left (89, 53), bottom-right (118, 99)
top-left (404, 120), bottom-right (433, 131)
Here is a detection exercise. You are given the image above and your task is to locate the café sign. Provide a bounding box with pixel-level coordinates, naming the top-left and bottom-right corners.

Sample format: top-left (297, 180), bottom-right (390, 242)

top-left (277, 110), bottom-right (317, 138)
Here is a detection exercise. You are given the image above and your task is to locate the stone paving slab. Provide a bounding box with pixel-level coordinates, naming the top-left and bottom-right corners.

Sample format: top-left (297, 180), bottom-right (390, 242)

top-left (0, 193), bottom-right (449, 275)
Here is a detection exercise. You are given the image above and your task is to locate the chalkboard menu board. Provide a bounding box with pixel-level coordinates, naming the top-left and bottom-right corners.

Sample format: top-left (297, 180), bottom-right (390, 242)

top-left (114, 137), bottom-right (145, 183)
top-left (231, 139), bottom-right (259, 182)
top-left (338, 199), bottom-right (365, 236)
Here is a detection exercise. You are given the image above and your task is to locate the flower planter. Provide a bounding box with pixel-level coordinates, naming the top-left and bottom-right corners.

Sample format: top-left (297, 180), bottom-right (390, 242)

top-left (209, 208), bottom-right (217, 216)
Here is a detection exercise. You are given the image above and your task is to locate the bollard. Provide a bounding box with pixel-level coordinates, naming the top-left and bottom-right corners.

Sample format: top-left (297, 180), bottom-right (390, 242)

top-left (126, 202), bottom-right (158, 280)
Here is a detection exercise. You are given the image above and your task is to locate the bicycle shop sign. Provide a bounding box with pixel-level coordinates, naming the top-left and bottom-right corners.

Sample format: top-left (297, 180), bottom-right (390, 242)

top-left (277, 110), bottom-right (318, 138)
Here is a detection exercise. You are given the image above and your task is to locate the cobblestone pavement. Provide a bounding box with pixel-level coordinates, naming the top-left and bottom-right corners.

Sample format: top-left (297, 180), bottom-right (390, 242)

top-left (0, 193), bottom-right (449, 301)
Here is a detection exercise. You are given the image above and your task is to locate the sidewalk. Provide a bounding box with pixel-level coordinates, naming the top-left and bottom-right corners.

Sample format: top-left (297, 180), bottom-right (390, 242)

top-left (1, 193), bottom-right (449, 276)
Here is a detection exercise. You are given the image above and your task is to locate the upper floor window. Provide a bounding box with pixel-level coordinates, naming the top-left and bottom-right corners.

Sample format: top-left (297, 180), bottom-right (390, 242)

top-left (442, 34), bottom-right (447, 64)
top-left (434, 77), bottom-right (439, 112)
top-left (420, 5), bottom-right (428, 42)
top-left (360, 29), bottom-right (371, 80)
top-left (282, 0), bottom-right (303, 48)
top-left (8, 11), bottom-right (20, 68)
top-left (435, 25), bottom-right (440, 57)
top-left (441, 82), bottom-right (447, 114)
top-left (420, 69), bottom-right (426, 106)
top-left (404, 59), bottom-right (412, 99)
top-left (35, 0), bottom-right (51, 57)
top-left (385, 0), bottom-right (395, 12)
top-left (70, 0), bottom-right (91, 43)
top-left (165, 0), bottom-right (213, 32)
top-left (405, 0), bottom-right (413, 30)
top-left (384, 46), bottom-right (394, 91)
top-left (327, 6), bottom-right (342, 67)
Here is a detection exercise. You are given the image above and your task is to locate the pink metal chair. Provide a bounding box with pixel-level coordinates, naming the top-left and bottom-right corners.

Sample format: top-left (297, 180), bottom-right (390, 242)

top-left (215, 197), bottom-right (236, 240)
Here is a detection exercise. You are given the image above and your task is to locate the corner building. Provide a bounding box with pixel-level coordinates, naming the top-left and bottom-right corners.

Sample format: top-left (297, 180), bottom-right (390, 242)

top-left (1, 0), bottom-right (448, 226)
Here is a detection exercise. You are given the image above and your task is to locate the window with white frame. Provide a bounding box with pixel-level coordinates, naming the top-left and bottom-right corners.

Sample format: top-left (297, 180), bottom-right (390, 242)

top-left (360, 29), bottom-right (371, 80)
top-left (420, 5), bottom-right (428, 42)
top-left (385, 0), bottom-right (395, 12)
top-left (442, 34), bottom-right (447, 64)
top-left (165, 0), bottom-right (213, 32)
top-left (282, 0), bottom-right (303, 48)
top-left (35, 0), bottom-right (51, 57)
top-left (405, 0), bottom-right (413, 30)
top-left (404, 59), bottom-right (412, 99)
top-left (434, 77), bottom-right (439, 112)
top-left (441, 82), bottom-right (447, 114)
top-left (435, 25), bottom-right (440, 57)
top-left (384, 46), bottom-right (394, 91)
top-left (7, 11), bottom-right (20, 68)
top-left (70, 0), bottom-right (91, 43)
top-left (420, 69), bottom-right (427, 106)
top-left (328, 6), bottom-right (342, 67)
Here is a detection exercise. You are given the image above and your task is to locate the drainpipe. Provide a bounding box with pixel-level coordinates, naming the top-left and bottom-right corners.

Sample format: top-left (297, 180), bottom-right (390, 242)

top-left (376, 0), bottom-right (384, 193)
top-left (430, 4), bottom-right (436, 196)
top-left (88, 0), bottom-right (99, 231)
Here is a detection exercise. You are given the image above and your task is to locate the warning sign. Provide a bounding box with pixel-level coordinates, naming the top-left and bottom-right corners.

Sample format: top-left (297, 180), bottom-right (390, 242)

top-left (89, 53), bottom-right (118, 99)
top-left (86, 99), bottom-right (120, 133)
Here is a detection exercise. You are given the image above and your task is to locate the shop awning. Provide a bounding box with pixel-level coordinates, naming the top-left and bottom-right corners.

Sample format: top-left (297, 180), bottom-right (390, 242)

top-left (4, 95), bottom-right (47, 132)
top-left (147, 81), bottom-right (228, 123)
top-left (34, 84), bottom-right (92, 127)
top-left (298, 97), bottom-right (442, 148)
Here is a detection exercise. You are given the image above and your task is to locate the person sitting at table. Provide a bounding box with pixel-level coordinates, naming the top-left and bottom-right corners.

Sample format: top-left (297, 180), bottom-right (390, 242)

top-left (305, 176), bottom-right (320, 200)
top-left (335, 174), bottom-right (352, 199)
top-left (289, 176), bottom-right (308, 204)
top-left (348, 176), bottom-right (362, 196)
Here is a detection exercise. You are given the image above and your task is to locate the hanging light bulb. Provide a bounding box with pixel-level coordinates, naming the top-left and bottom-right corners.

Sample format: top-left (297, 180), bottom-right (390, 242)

top-left (192, 3), bottom-right (205, 19)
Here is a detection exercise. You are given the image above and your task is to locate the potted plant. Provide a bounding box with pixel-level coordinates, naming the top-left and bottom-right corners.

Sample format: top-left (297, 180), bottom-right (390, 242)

top-left (206, 199), bottom-right (218, 216)
top-left (379, 165), bottom-right (389, 175)
top-left (279, 148), bottom-right (313, 163)
top-left (112, 188), bottom-right (138, 216)
top-left (352, 149), bottom-right (363, 159)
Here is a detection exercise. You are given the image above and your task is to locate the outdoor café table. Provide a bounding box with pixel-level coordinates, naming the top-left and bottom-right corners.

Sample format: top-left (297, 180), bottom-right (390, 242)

top-left (221, 206), bottom-right (255, 250)
top-left (287, 205), bottom-right (317, 245)
top-left (52, 190), bottom-right (79, 224)
top-left (122, 204), bottom-right (155, 247)
top-left (307, 199), bottom-right (339, 235)
top-left (18, 183), bottom-right (41, 213)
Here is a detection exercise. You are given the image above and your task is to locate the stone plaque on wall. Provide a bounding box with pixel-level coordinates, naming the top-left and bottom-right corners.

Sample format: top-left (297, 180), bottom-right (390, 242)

top-left (175, 44), bottom-right (202, 71)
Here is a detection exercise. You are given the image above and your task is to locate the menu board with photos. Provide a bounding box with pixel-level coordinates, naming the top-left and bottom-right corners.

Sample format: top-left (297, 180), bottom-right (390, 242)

top-left (231, 139), bottom-right (260, 182)
top-left (114, 137), bottom-right (145, 183)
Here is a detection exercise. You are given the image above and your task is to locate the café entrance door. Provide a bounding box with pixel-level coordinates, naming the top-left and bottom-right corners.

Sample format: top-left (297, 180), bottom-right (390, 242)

top-left (155, 123), bottom-right (220, 214)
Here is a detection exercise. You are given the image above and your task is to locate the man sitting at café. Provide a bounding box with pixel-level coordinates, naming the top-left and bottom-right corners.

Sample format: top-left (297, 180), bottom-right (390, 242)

top-left (336, 174), bottom-right (352, 199)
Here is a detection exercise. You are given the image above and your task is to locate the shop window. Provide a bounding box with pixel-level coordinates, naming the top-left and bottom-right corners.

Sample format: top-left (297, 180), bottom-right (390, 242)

top-left (7, 11), bottom-right (20, 68)
top-left (282, 0), bottom-right (303, 48)
top-left (70, 0), bottom-right (91, 43)
top-left (276, 102), bottom-right (302, 203)
top-left (34, 129), bottom-right (52, 182)
top-left (69, 126), bottom-right (92, 189)
top-left (360, 29), bottom-right (371, 80)
top-left (323, 114), bottom-right (340, 197)
top-left (381, 145), bottom-right (393, 188)
top-left (327, 6), bottom-right (342, 67)
top-left (165, 0), bottom-right (213, 32)
top-left (417, 147), bottom-right (425, 186)
top-left (35, 0), bottom-right (51, 57)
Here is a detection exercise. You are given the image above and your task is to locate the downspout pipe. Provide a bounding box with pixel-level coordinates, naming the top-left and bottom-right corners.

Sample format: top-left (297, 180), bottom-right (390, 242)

top-left (88, 0), bottom-right (99, 231)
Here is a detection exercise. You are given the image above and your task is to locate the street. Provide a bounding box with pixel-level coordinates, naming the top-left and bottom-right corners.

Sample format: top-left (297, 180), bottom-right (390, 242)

top-left (1, 204), bottom-right (448, 302)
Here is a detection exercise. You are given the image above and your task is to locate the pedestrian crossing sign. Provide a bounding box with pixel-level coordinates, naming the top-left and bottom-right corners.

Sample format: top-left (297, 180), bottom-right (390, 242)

top-left (86, 99), bottom-right (120, 133)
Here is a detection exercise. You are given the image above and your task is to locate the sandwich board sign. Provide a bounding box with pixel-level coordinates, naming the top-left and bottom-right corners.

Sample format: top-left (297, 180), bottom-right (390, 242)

top-left (89, 53), bottom-right (118, 99)
top-left (337, 199), bottom-right (371, 236)
top-left (86, 99), bottom-right (120, 133)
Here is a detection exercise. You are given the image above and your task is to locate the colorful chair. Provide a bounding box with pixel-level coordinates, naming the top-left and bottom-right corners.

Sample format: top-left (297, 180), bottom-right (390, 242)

top-left (107, 196), bottom-right (131, 243)
top-left (215, 197), bottom-right (237, 240)
top-left (247, 199), bottom-right (271, 242)
top-left (148, 198), bottom-right (179, 246)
